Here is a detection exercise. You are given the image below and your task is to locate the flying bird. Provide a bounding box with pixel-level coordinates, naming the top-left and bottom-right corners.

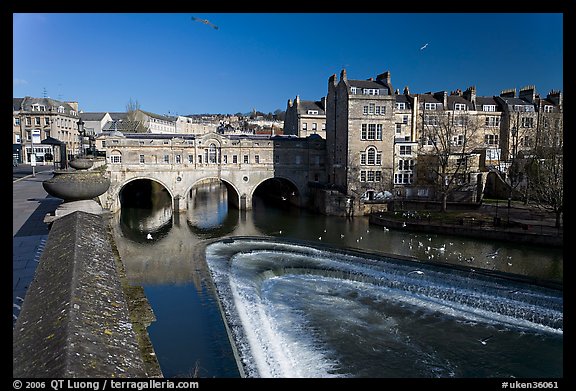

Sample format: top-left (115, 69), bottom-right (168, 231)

top-left (192, 16), bottom-right (219, 30)
top-left (146, 233), bottom-right (153, 240)
top-left (420, 43), bottom-right (429, 50)
top-left (479, 335), bottom-right (494, 345)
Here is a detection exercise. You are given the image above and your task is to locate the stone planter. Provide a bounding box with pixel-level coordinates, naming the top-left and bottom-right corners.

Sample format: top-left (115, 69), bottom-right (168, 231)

top-left (43, 169), bottom-right (110, 202)
top-left (69, 158), bottom-right (94, 170)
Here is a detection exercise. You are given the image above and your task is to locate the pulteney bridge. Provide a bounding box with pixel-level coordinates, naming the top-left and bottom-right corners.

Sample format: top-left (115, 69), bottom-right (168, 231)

top-left (98, 132), bottom-right (327, 213)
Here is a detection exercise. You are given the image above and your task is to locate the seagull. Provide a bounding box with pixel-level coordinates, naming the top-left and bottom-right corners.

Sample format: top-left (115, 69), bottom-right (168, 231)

top-left (13, 303), bottom-right (21, 310)
top-left (340, 234), bottom-right (345, 238)
top-left (15, 296), bottom-right (24, 302)
top-left (318, 236), bottom-right (322, 240)
top-left (146, 233), bottom-right (153, 240)
top-left (479, 335), bottom-right (494, 345)
top-left (486, 249), bottom-right (499, 258)
top-left (420, 43), bottom-right (429, 50)
top-left (192, 16), bottom-right (219, 30)
top-left (408, 270), bottom-right (425, 275)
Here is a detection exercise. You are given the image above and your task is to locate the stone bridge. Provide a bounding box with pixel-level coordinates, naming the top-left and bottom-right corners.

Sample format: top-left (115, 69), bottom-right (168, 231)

top-left (97, 132), bottom-right (326, 213)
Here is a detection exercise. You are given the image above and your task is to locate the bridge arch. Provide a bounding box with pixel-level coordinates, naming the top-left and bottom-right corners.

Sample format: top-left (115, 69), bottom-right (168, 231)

top-left (113, 176), bottom-right (175, 212)
top-left (252, 176), bottom-right (302, 207)
top-left (186, 177), bottom-right (242, 210)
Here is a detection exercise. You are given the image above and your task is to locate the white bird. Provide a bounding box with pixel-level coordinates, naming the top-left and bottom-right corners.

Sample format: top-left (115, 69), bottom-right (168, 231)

top-left (192, 16), bottom-right (219, 30)
top-left (479, 335), bottom-right (494, 345)
top-left (402, 222), bottom-right (407, 227)
top-left (16, 296), bottom-right (24, 302)
top-left (420, 43), bottom-right (429, 50)
top-left (340, 234), bottom-right (345, 238)
top-left (146, 233), bottom-right (153, 240)
top-left (318, 236), bottom-right (322, 240)
top-left (13, 303), bottom-right (21, 310)
top-left (408, 270), bottom-right (425, 275)
top-left (279, 230), bottom-right (283, 234)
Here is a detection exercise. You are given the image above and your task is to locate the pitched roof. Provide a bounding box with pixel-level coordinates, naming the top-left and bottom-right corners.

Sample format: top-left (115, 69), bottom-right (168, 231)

top-left (79, 112), bottom-right (108, 121)
top-left (102, 120), bottom-right (143, 132)
top-left (297, 100), bottom-right (325, 115)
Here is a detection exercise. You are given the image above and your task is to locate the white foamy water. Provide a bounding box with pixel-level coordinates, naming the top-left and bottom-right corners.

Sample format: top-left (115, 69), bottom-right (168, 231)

top-left (205, 238), bottom-right (563, 378)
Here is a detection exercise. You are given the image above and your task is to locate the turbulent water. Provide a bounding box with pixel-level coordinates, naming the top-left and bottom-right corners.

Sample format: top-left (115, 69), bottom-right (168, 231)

top-left (205, 238), bottom-right (563, 378)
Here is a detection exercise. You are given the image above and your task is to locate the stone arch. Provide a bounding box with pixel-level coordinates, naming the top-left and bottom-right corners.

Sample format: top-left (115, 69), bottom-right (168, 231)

top-left (252, 176), bottom-right (301, 207)
top-left (116, 176), bottom-right (175, 211)
top-left (187, 176), bottom-right (242, 210)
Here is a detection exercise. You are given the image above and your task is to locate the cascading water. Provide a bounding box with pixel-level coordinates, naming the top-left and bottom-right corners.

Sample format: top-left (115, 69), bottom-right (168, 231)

top-left (205, 237), bottom-right (563, 378)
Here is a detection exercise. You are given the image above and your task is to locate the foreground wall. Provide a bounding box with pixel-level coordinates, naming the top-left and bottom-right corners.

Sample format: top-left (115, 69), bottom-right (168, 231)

top-left (13, 211), bottom-right (150, 378)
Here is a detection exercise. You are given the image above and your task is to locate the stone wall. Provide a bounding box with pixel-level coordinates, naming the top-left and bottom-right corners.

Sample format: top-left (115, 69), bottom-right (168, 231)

top-left (13, 211), bottom-right (153, 378)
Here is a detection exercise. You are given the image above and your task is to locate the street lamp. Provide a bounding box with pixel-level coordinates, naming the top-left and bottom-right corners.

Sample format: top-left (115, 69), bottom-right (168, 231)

top-left (77, 118), bottom-right (85, 158)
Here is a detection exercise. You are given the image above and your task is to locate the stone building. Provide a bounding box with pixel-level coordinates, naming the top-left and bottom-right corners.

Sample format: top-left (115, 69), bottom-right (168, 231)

top-left (326, 69), bottom-right (397, 202)
top-left (13, 97), bottom-right (81, 164)
top-left (283, 96), bottom-right (327, 138)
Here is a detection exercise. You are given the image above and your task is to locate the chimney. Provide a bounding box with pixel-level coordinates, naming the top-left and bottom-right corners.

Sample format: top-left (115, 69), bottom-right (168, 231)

top-left (340, 69), bottom-right (347, 82)
top-left (463, 86), bottom-right (476, 106)
top-left (500, 88), bottom-right (516, 98)
top-left (519, 85), bottom-right (536, 103)
top-left (433, 91), bottom-right (448, 108)
top-left (66, 101), bottom-right (79, 112)
top-left (287, 99), bottom-right (293, 108)
top-left (376, 71), bottom-right (391, 85)
top-left (329, 74), bottom-right (337, 88)
top-left (367, 77), bottom-right (374, 81)
top-left (320, 96), bottom-right (327, 111)
top-left (547, 90), bottom-right (563, 107)
top-left (403, 86), bottom-right (410, 95)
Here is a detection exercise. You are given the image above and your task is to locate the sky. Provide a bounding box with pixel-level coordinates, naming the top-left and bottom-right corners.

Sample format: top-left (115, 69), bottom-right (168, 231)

top-left (12, 13), bottom-right (564, 117)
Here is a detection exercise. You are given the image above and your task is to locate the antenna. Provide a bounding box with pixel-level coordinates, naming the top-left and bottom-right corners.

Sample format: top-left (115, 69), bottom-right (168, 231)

top-left (43, 87), bottom-right (48, 98)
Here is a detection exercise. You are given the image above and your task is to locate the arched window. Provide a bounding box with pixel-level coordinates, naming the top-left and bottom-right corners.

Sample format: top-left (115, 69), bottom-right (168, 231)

top-left (208, 143), bottom-right (217, 164)
top-left (367, 147), bottom-right (375, 165)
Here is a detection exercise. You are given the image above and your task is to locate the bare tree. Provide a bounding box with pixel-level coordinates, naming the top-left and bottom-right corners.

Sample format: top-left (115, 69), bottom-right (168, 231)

top-left (125, 98), bottom-right (147, 132)
top-left (417, 109), bottom-right (482, 211)
top-left (525, 113), bottom-right (563, 228)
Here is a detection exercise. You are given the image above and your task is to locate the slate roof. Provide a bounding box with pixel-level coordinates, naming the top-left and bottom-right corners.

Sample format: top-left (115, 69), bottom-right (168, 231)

top-left (447, 95), bottom-right (474, 110)
top-left (16, 96), bottom-right (76, 112)
top-left (297, 100), bottom-right (325, 115)
top-left (79, 112), bottom-right (108, 121)
top-left (102, 120), bottom-right (143, 132)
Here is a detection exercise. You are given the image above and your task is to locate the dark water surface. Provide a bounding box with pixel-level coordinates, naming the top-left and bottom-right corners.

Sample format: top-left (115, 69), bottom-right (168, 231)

top-left (110, 182), bottom-right (563, 378)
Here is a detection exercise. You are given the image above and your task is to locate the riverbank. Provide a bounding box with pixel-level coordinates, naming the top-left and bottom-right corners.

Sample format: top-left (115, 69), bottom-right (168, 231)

top-left (369, 202), bottom-right (562, 247)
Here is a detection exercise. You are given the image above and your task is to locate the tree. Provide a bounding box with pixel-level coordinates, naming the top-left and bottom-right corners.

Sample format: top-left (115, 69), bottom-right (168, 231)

top-left (125, 98), bottom-right (147, 132)
top-left (417, 109), bottom-right (482, 212)
top-left (525, 113), bottom-right (563, 228)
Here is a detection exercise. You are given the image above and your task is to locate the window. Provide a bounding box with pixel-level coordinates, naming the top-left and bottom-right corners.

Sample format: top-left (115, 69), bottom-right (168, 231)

top-left (399, 145), bottom-right (412, 155)
top-left (375, 171), bottom-right (382, 182)
top-left (398, 159), bottom-right (414, 171)
top-left (369, 103), bottom-right (375, 114)
top-left (223, 155), bottom-right (227, 164)
top-left (454, 103), bottom-right (467, 111)
top-left (485, 116), bottom-right (500, 127)
top-left (139, 154), bottom-right (145, 164)
top-left (188, 154), bottom-right (194, 163)
top-left (312, 123), bottom-right (317, 131)
top-left (360, 171), bottom-right (366, 182)
top-left (351, 87), bottom-right (357, 94)
top-left (360, 153), bottom-right (366, 165)
top-left (243, 155), bottom-right (249, 164)
top-left (322, 123), bottom-right (326, 130)
top-left (295, 155), bottom-right (302, 164)
top-left (233, 155), bottom-right (238, 164)
top-left (424, 115), bottom-right (438, 126)
top-left (396, 124), bottom-right (402, 134)
top-left (307, 110), bottom-right (319, 115)
top-left (209, 143), bottom-right (217, 163)
top-left (363, 88), bottom-right (379, 95)
top-left (521, 117), bottom-right (534, 128)
top-left (363, 106), bottom-right (369, 115)
top-left (367, 124), bottom-right (376, 140)
top-left (110, 155), bottom-right (122, 164)
top-left (482, 105), bottom-right (496, 112)
top-left (35, 117), bottom-right (41, 126)
top-left (14, 118), bottom-right (20, 126)
top-left (424, 102), bottom-right (437, 110)
top-left (45, 117), bottom-right (50, 125)
top-left (198, 155), bottom-right (202, 164)
top-left (394, 173), bottom-right (413, 184)
top-left (454, 116), bottom-right (468, 126)
top-left (452, 135), bottom-right (464, 145)
top-left (367, 171), bottom-right (375, 182)
top-left (367, 148), bottom-right (375, 165)
top-left (484, 134), bottom-right (499, 145)
top-left (255, 155), bottom-right (260, 164)
top-left (403, 115), bottom-right (409, 124)
top-left (544, 105), bottom-right (553, 113)
top-left (396, 102), bottom-right (406, 110)
top-left (175, 154), bottom-right (181, 164)
top-left (164, 154), bottom-right (169, 164)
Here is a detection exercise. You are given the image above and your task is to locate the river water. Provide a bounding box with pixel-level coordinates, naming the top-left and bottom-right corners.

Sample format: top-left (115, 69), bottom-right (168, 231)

top-left (110, 182), bottom-right (563, 378)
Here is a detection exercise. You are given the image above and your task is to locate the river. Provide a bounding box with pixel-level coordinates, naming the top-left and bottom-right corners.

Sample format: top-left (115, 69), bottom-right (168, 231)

top-left (110, 181), bottom-right (563, 378)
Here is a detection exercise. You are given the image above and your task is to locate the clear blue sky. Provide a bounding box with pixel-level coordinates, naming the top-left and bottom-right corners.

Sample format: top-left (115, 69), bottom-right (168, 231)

top-left (13, 13), bottom-right (563, 116)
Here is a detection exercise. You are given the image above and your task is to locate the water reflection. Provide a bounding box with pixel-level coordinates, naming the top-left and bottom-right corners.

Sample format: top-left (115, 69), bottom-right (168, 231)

top-left (111, 181), bottom-right (563, 378)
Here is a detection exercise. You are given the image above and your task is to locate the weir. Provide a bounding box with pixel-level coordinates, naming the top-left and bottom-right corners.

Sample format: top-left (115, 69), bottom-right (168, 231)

top-left (204, 237), bottom-right (563, 378)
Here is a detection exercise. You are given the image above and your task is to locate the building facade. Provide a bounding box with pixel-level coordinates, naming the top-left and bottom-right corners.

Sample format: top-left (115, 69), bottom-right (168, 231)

top-left (13, 97), bottom-right (82, 164)
top-left (283, 96), bottom-right (327, 138)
